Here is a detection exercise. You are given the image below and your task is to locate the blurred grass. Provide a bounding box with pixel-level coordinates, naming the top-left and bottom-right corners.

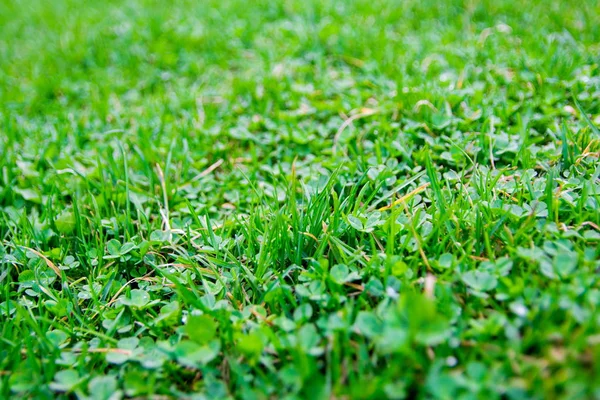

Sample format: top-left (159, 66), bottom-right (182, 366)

top-left (1, 0), bottom-right (598, 112)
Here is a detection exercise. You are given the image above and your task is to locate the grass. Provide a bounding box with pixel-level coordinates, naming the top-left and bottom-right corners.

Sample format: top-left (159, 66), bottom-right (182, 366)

top-left (1, 0), bottom-right (599, 398)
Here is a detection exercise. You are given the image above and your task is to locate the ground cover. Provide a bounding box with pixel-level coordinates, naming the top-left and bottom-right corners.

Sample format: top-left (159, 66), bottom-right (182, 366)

top-left (0, 0), bottom-right (599, 398)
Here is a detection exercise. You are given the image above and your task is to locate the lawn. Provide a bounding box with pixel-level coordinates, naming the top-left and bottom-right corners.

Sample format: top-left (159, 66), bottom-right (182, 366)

top-left (1, 0), bottom-right (599, 398)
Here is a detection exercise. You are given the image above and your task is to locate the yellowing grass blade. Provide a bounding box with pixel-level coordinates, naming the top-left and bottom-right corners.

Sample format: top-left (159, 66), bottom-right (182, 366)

top-left (378, 183), bottom-right (430, 211)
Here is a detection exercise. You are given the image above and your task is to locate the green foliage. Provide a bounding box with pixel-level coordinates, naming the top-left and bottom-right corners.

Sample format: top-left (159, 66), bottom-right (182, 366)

top-left (1, 0), bottom-right (599, 398)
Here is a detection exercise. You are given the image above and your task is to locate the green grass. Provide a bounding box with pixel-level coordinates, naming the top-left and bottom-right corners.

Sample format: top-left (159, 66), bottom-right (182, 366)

top-left (1, 0), bottom-right (599, 398)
